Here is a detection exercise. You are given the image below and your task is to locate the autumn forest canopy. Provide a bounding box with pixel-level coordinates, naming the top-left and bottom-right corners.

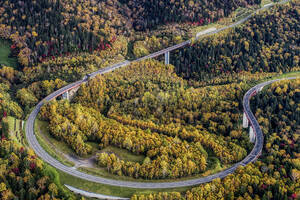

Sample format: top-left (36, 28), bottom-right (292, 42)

top-left (0, 0), bottom-right (299, 199)
top-left (0, 0), bottom-right (265, 67)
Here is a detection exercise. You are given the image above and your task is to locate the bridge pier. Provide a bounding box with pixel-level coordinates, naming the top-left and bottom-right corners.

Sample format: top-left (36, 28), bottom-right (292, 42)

top-left (242, 112), bottom-right (249, 128)
top-left (249, 126), bottom-right (255, 143)
top-left (62, 91), bottom-right (69, 100)
top-left (256, 86), bottom-right (264, 93)
top-left (165, 51), bottom-right (170, 65)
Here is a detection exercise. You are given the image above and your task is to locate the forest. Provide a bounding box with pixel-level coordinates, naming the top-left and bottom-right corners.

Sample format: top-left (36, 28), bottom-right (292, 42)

top-left (0, 124), bottom-right (75, 200)
top-left (39, 59), bottom-right (281, 179)
top-left (0, 0), bottom-right (263, 68)
top-left (121, 0), bottom-right (261, 30)
top-left (0, 0), bottom-right (299, 199)
top-left (172, 1), bottom-right (299, 80)
top-left (0, 0), bottom-right (129, 66)
top-left (131, 78), bottom-right (300, 199)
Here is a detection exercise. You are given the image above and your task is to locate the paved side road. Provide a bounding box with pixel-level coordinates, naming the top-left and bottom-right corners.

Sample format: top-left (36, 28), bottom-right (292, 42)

top-left (65, 185), bottom-right (129, 200)
top-left (24, 0), bottom-right (293, 193)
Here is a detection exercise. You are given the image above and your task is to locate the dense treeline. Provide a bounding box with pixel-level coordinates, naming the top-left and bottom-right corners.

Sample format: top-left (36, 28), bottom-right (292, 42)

top-left (38, 60), bottom-right (281, 179)
top-left (75, 60), bottom-right (269, 138)
top-left (122, 0), bottom-right (261, 30)
top-left (74, 60), bottom-right (250, 141)
top-left (0, 65), bottom-right (70, 117)
top-left (173, 1), bottom-right (299, 80)
top-left (1, 0), bottom-right (261, 67)
top-left (109, 114), bottom-right (247, 164)
top-left (0, 0), bottom-right (129, 118)
top-left (0, 0), bottom-right (129, 66)
top-left (0, 65), bottom-right (77, 199)
top-left (0, 35), bottom-right (128, 117)
top-left (17, 78), bottom-right (67, 111)
top-left (252, 78), bottom-right (300, 179)
top-left (0, 66), bottom-right (23, 118)
top-left (1, 0), bottom-right (292, 117)
top-left (131, 78), bottom-right (300, 199)
top-left (0, 83), bottom-right (23, 119)
top-left (20, 36), bottom-right (128, 84)
top-left (0, 135), bottom-right (75, 200)
top-left (40, 101), bottom-right (208, 179)
top-left (0, 0), bottom-right (269, 68)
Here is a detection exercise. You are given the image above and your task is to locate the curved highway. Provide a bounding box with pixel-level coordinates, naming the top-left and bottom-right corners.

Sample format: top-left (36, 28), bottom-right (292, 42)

top-left (25, 0), bottom-right (293, 189)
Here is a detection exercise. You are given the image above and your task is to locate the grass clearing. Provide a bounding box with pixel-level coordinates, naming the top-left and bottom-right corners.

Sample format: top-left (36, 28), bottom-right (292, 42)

top-left (6, 116), bottom-right (25, 145)
top-left (22, 120), bottom-right (29, 146)
top-left (0, 39), bottom-right (18, 68)
top-left (86, 141), bottom-right (100, 155)
top-left (77, 166), bottom-right (149, 182)
top-left (100, 145), bottom-right (145, 163)
top-left (7, 116), bottom-right (15, 133)
top-left (201, 149), bottom-right (226, 177)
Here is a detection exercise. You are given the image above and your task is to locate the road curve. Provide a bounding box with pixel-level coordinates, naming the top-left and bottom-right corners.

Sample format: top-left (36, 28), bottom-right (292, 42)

top-left (25, 0), bottom-right (293, 189)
